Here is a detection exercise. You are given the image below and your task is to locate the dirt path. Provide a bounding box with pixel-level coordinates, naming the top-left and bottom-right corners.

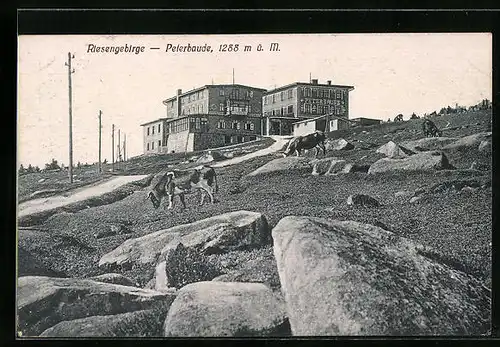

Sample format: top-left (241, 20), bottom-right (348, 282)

top-left (18, 175), bottom-right (149, 217)
top-left (212, 137), bottom-right (292, 168)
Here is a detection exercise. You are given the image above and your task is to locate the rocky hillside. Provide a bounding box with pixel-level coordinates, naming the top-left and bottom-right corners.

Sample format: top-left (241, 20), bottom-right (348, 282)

top-left (17, 109), bottom-right (492, 337)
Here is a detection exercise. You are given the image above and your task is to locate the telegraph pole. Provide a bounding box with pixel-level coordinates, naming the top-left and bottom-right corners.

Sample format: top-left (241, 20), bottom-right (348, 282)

top-left (123, 133), bottom-right (127, 162)
top-left (111, 124), bottom-right (115, 172)
top-left (118, 128), bottom-right (121, 164)
top-left (65, 52), bottom-right (75, 183)
top-left (98, 110), bottom-right (102, 174)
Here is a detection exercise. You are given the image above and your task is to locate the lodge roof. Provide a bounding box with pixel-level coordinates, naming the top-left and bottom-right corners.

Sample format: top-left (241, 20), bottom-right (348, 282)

top-left (162, 84), bottom-right (267, 104)
top-left (264, 82), bottom-right (355, 95)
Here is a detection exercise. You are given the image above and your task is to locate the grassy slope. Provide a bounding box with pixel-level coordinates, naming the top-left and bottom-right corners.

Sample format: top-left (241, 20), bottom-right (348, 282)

top-left (18, 110), bottom-right (492, 290)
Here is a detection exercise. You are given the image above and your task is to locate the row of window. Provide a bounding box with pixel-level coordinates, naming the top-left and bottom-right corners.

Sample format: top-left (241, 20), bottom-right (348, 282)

top-left (264, 105), bottom-right (294, 117)
top-left (146, 123), bottom-right (161, 136)
top-left (183, 103), bottom-right (205, 115)
top-left (219, 89), bottom-right (254, 99)
top-left (180, 90), bottom-right (208, 105)
top-left (264, 89), bottom-right (295, 105)
top-left (216, 120), bottom-right (255, 131)
top-left (302, 87), bottom-right (346, 99)
top-left (300, 104), bottom-right (346, 115)
top-left (224, 135), bottom-right (257, 145)
top-left (146, 140), bottom-right (162, 151)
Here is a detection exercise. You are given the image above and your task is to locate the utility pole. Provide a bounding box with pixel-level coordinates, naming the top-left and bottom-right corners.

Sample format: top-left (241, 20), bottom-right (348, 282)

top-left (309, 72), bottom-right (311, 83)
top-left (118, 129), bottom-right (121, 163)
top-left (98, 110), bottom-right (102, 174)
top-left (232, 68), bottom-right (235, 84)
top-left (111, 124), bottom-right (115, 172)
top-left (65, 52), bottom-right (75, 183)
top-left (123, 133), bottom-right (127, 162)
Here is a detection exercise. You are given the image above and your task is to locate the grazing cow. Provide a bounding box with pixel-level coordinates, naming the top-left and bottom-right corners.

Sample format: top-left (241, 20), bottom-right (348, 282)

top-left (283, 131), bottom-right (326, 157)
top-left (394, 114), bottom-right (404, 122)
top-left (422, 119), bottom-right (442, 137)
top-left (147, 166), bottom-right (218, 210)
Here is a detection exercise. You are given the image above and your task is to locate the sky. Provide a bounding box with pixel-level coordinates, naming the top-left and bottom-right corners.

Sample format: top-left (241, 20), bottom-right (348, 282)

top-left (18, 33), bottom-right (492, 168)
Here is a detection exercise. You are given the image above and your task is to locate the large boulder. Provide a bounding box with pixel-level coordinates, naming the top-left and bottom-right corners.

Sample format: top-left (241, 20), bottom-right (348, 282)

top-left (196, 150), bottom-right (228, 164)
top-left (17, 276), bottom-right (176, 336)
top-left (247, 157), bottom-right (312, 176)
top-left (325, 138), bottom-right (354, 151)
top-left (311, 157), bottom-right (346, 176)
top-left (163, 281), bottom-right (290, 337)
top-left (40, 309), bottom-right (164, 337)
top-left (442, 132), bottom-right (492, 150)
top-left (272, 216), bottom-right (490, 336)
top-left (99, 211), bottom-right (269, 270)
top-left (401, 137), bottom-right (458, 152)
top-left (368, 151), bottom-right (453, 174)
top-left (346, 194), bottom-right (381, 207)
top-left (341, 163), bottom-right (370, 174)
top-left (376, 141), bottom-right (415, 159)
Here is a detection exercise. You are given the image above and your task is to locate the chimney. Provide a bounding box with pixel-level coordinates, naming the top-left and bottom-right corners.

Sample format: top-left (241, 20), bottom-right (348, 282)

top-left (311, 79), bottom-right (318, 85)
top-left (176, 89), bottom-right (182, 117)
top-left (327, 80), bottom-right (332, 85)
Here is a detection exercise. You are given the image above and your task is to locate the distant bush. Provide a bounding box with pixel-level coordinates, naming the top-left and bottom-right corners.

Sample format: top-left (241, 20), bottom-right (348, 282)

top-left (44, 158), bottom-right (61, 171)
top-left (19, 164), bottom-right (40, 175)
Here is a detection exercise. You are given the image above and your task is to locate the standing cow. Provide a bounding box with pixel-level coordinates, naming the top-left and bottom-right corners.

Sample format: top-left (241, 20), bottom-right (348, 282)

top-left (422, 119), bottom-right (442, 137)
top-left (283, 130), bottom-right (326, 157)
top-left (147, 166), bottom-right (218, 210)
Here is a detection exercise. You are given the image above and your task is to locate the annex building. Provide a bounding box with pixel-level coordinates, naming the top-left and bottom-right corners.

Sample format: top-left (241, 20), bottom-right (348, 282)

top-left (141, 84), bottom-right (266, 154)
top-left (262, 79), bottom-right (355, 136)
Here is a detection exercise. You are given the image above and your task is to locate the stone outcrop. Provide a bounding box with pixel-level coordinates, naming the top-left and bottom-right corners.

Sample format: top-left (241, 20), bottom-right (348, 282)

top-left (196, 150), bottom-right (227, 164)
top-left (163, 281), bottom-right (290, 337)
top-left (376, 141), bottom-right (415, 159)
top-left (401, 137), bottom-right (458, 152)
top-left (325, 138), bottom-right (354, 151)
top-left (88, 273), bottom-right (137, 287)
top-left (341, 163), bottom-right (370, 174)
top-left (17, 276), bottom-right (176, 336)
top-left (368, 151), bottom-right (453, 174)
top-left (272, 216), bottom-right (490, 336)
top-left (311, 158), bottom-right (346, 176)
top-left (346, 194), bottom-right (381, 207)
top-left (247, 157), bottom-right (312, 176)
top-left (442, 132), bottom-right (492, 150)
top-left (40, 309), bottom-right (164, 337)
top-left (99, 211), bottom-right (269, 270)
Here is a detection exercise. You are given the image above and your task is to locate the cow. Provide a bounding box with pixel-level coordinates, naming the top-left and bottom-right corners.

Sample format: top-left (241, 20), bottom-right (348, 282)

top-left (147, 166), bottom-right (218, 210)
top-left (394, 114), bottom-right (404, 122)
top-left (422, 119), bottom-right (442, 137)
top-left (283, 130), bottom-right (326, 157)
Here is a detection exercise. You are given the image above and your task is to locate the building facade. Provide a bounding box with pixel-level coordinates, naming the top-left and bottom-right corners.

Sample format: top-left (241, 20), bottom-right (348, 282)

top-left (141, 84), bottom-right (266, 154)
top-left (292, 114), bottom-right (351, 136)
top-left (263, 79), bottom-right (354, 136)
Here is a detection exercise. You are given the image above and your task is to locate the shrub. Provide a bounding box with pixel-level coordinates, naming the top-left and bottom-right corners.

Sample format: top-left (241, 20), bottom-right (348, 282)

top-left (44, 158), bottom-right (60, 171)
